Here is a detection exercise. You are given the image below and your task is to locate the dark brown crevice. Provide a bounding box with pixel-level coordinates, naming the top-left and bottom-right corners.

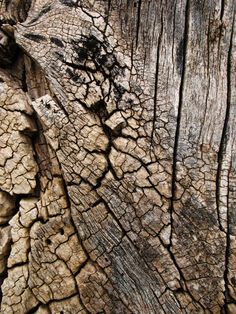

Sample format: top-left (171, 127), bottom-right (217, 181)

top-left (135, 0), bottom-right (142, 48)
top-left (21, 62), bottom-right (28, 92)
top-left (0, 30), bottom-right (20, 68)
top-left (73, 258), bottom-right (88, 278)
top-left (221, 12), bottom-right (234, 313)
top-left (220, 0), bottom-right (225, 21)
top-left (28, 114), bottom-right (43, 198)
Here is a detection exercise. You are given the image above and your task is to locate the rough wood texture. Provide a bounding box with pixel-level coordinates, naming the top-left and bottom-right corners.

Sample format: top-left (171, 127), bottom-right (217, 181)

top-left (0, 0), bottom-right (235, 313)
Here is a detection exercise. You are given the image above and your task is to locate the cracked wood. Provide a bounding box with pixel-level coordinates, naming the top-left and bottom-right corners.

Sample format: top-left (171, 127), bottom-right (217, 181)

top-left (0, 0), bottom-right (235, 313)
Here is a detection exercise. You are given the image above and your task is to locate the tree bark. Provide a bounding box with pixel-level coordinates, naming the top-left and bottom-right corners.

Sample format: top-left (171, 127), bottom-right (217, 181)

top-left (0, 0), bottom-right (235, 313)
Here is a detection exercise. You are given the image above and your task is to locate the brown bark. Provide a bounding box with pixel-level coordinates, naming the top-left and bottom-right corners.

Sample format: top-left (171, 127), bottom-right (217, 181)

top-left (0, 0), bottom-right (235, 313)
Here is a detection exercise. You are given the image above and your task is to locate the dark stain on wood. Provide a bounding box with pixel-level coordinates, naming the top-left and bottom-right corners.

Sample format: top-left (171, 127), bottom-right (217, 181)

top-left (50, 37), bottom-right (64, 48)
top-left (23, 33), bottom-right (47, 42)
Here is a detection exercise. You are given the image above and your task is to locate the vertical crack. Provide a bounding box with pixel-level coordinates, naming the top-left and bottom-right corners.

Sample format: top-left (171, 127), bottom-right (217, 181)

top-left (220, 0), bottom-right (225, 21)
top-left (151, 7), bottom-right (163, 143)
top-left (166, 0), bottom-right (204, 308)
top-left (220, 12), bottom-right (235, 313)
top-left (135, 0), bottom-right (142, 48)
top-left (169, 0), bottom-right (190, 250)
top-left (216, 11), bottom-right (234, 231)
top-left (21, 62), bottom-right (28, 92)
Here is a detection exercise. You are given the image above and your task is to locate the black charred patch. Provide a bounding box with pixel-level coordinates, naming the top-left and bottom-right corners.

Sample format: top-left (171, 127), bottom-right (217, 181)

top-left (45, 102), bottom-right (51, 109)
top-left (76, 47), bottom-right (88, 62)
top-left (50, 37), bottom-right (64, 47)
top-left (73, 35), bottom-right (101, 58)
top-left (83, 35), bottom-right (101, 53)
top-left (71, 34), bottom-right (125, 91)
top-left (72, 35), bottom-right (121, 73)
top-left (23, 33), bottom-right (47, 42)
top-left (45, 238), bottom-right (52, 245)
top-left (30, 4), bottom-right (51, 23)
top-left (90, 100), bottom-right (109, 121)
top-left (59, 0), bottom-right (78, 7)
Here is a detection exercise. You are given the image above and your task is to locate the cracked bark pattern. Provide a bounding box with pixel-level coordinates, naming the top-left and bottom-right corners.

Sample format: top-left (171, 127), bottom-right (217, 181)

top-left (0, 0), bottom-right (235, 313)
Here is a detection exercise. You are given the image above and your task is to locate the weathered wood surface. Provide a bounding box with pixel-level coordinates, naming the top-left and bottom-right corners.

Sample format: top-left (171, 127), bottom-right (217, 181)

top-left (0, 0), bottom-right (235, 313)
